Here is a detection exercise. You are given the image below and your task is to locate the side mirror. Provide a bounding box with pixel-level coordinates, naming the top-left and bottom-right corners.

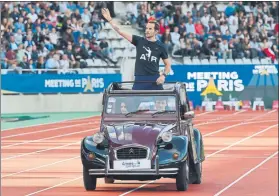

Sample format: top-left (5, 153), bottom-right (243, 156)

top-left (184, 111), bottom-right (195, 119)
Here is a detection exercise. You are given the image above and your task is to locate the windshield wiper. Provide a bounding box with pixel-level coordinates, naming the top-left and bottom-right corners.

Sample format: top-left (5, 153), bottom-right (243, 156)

top-left (151, 110), bottom-right (176, 117)
top-left (124, 109), bottom-right (150, 117)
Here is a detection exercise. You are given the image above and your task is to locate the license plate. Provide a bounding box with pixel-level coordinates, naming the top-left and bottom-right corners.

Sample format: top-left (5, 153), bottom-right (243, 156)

top-left (114, 159), bottom-right (151, 170)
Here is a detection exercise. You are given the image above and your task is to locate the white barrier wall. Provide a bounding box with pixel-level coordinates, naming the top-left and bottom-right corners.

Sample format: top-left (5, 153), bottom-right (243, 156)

top-left (1, 58), bottom-right (136, 114)
top-left (1, 93), bottom-right (103, 114)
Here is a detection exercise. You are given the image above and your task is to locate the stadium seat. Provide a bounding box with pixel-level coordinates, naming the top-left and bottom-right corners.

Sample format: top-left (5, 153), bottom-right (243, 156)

top-left (107, 30), bottom-right (118, 39)
top-left (98, 31), bottom-right (108, 39)
top-left (260, 58), bottom-right (272, 64)
top-left (200, 59), bottom-right (210, 64)
top-left (103, 22), bottom-right (112, 30)
top-left (86, 59), bottom-right (94, 67)
top-left (113, 49), bottom-right (124, 59)
top-left (111, 40), bottom-right (120, 48)
top-left (243, 58), bottom-right (252, 64)
top-left (209, 58), bottom-right (218, 64)
top-left (226, 59), bottom-right (235, 64)
top-left (192, 58), bottom-right (201, 65)
top-left (251, 58), bottom-right (261, 64)
top-left (183, 57), bottom-right (192, 65)
top-left (234, 59), bottom-right (243, 64)
top-left (218, 59), bottom-right (226, 64)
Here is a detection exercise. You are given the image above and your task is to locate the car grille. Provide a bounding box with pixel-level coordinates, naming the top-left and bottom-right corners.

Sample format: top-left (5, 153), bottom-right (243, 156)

top-left (116, 147), bottom-right (148, 159)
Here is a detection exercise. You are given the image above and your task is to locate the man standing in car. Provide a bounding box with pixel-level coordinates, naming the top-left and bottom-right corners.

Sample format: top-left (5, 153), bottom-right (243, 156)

top-left (102, 8), bottom-right (171, 90)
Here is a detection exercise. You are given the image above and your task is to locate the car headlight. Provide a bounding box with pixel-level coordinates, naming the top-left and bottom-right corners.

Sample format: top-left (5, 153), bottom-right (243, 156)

top-left (161, 131), bottom-right (172, 142)
top-left (93, 132), bottom-right (104, 144)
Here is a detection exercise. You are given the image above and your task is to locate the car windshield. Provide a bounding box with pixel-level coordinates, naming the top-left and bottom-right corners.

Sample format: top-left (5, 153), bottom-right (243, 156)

top-left (105, 95), bottom-right (176, 115)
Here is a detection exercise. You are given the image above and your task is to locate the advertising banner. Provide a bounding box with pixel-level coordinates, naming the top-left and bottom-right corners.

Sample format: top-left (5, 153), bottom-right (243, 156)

top-left (160, 64), bottom-right (278, 108)
top-left (1, 74), bottom-right (122, 94)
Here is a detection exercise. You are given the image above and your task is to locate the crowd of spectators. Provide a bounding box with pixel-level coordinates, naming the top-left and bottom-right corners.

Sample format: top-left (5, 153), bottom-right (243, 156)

top-left (125, 1), bottom-right (278, 61)
top-left (1, 1), bottom-right (118, 71)
top-left (1, 2), bottom-right (278, 72)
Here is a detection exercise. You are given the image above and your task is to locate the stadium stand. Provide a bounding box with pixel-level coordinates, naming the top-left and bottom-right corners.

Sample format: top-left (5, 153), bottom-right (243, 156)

top-left (1, 1), bottom-right (278, 74)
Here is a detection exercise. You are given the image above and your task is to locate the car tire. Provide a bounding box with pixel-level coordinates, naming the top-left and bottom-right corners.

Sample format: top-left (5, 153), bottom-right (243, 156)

top-left (105, 177), bottom-right (115, 184)
top-left (83, 166), bottom-right (97, 191)
top-left (192, 162), bottom-right (202, 184)
top-left (193, 138), bottom-right (203, 184)
top-left (176, 157), bottom-right (189, 191)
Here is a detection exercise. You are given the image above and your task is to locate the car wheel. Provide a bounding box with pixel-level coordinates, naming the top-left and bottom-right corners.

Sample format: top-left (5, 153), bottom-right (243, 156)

top-left (176, 157), bottom-right (189, 191)
top-left (193, 138), bottom-right (203, 184)
top-left (83, 166), bottom-right (97, 191)
top-left (192, 162), bottom-right (202, 184)
top-left (105, 177), bottom-right (115, 184)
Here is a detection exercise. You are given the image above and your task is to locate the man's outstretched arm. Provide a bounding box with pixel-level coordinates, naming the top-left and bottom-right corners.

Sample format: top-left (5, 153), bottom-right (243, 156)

top-left (102, 8), bottom-right (132, 43)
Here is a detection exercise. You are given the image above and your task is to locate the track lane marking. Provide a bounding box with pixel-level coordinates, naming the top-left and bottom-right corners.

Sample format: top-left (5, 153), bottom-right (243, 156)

top-left (1, 114), bottom-right (100, 131)
top-left (118, 120), bottom-right (277, 195)
top-left (1, 156), bottom-right (80, 178)
top-left (2, 127), bottom-right (99, 148)
top-left (1, 122), bottom-right (98, 139)
top-left (213, 151), bottom-right (279, 196)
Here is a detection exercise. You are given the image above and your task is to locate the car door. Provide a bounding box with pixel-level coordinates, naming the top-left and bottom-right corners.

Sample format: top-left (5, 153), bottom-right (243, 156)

top-left (180, 87), bottom-right (199, 163)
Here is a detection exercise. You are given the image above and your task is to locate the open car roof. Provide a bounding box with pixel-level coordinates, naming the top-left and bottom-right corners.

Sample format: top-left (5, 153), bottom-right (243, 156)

top-left (105, 81), bottom-right (186, 95)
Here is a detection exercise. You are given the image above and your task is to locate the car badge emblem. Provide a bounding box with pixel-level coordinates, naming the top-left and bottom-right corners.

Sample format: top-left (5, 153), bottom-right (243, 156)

top-left (129, 148), bottom-right (134, 154)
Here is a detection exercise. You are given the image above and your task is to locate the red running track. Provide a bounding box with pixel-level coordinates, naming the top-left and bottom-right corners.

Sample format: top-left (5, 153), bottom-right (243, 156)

top-left (1, 110), bottom-right (278, 196)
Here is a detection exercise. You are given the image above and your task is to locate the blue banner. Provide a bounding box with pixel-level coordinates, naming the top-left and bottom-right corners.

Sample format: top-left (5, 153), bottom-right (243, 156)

top-left (1, 74), bottom-right (122, 94)
top-left (161, 64), bottom-right (279, 108)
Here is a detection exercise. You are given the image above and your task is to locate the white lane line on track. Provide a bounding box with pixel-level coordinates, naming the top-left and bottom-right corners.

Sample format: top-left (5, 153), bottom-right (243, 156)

top-left (2, 120), bottom-right (278, 177)
top-left (206, 124), bottom-right (278, 158)
top-left (119, 181), bottom-right (156, 196)
top-left (245, 109), bottom-right (277, 122)
top-left (1, 114), bottom-right (100, 131)
top-left (2, 119), bottom-right (276, 161)
top-left (1, 122), bottom-right (98, 139)
top-left (117, 113), bottom-right (277, 195)
top-left (2, 127), bottom-right (99, 148)
top-left (1, 156), bottom-right (80, 178)
top-left (195, 111), bottom-right (214, 116)
top-left (1, 141), bottom-right (81, 161)
top-left (22, 121), bottom-right (277, 196)
top-left (213, 151), bottom-right (278, 196)
top-left (18, 111), bottom-right (276, 196)
top-left (24, 176), bottom-right (83, 196)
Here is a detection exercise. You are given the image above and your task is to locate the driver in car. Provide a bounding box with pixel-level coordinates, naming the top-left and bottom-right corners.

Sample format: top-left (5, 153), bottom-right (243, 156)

top-left (120, 102), bottom-right (129, 114)
top-left (154, 97), bottom-right (168, 111)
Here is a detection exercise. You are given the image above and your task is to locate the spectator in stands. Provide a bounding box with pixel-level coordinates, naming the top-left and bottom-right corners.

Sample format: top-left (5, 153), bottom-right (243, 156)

top-left (1, 45), bottom-right (8, 69)
top-left (219, 39), bottom-right (232, 59)
top-left (161, 27), bottom-right (173, 54)
top-left (18, 55), bottom-right (29, 69)
top-left (209, 2), bottom-right (218, 20)
top-left (137, 9), bottom-right (148, 30)
top-left (59, 54), bottom-right (70, 70)
top-left (1, 1), bottom-right (278, 72)
top-left (64, 43), bottom-right (77, 68)
top-left (272, 38), bottom-right (279, 58)
top-left (186, 18), bottom-right (195, 34)
top-left (45, 53), bottom-right (60, 69)
top-left (90, 38), bottom-right (118, 66)
top-left (170, 26), bottom-right (180, 46)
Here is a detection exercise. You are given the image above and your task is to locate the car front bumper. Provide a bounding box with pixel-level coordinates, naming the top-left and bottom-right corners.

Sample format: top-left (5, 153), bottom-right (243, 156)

top-left (88, 155), bottom-right (179, 176)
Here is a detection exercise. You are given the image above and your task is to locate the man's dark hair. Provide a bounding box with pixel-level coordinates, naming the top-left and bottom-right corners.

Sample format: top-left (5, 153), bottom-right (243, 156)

top-left (148, 20), bottom-right (160, 31)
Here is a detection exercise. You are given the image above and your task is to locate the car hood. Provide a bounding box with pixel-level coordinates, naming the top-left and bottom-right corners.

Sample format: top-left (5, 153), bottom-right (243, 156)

top-left (104, 122), bottom-right (175, 148)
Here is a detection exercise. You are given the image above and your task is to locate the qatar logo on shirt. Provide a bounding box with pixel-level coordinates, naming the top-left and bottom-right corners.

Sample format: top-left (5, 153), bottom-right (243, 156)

top-left (140, 46), bottom-right (158, 62)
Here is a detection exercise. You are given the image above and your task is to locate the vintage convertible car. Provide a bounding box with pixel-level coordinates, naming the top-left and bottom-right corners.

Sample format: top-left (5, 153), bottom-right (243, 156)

top-left (81, 82), bottom-right (205, 191)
